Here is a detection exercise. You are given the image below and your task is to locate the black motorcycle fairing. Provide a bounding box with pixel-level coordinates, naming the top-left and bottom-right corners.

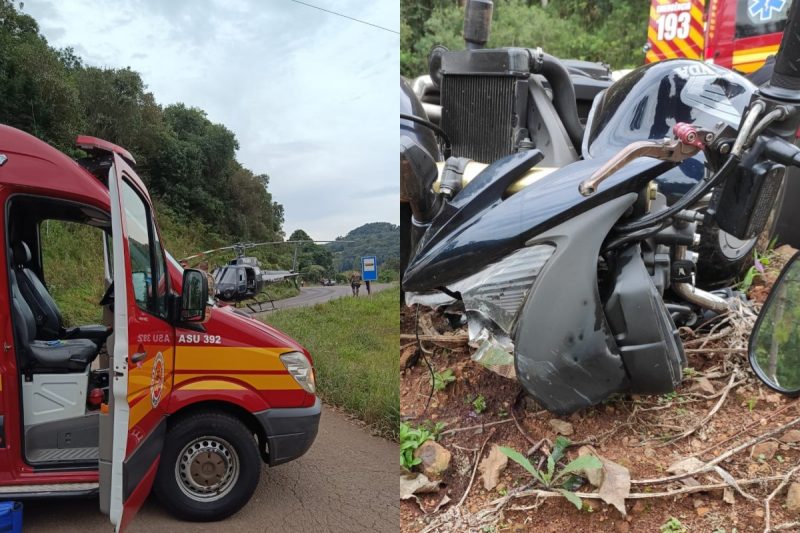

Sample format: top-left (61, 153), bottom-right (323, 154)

top-left (514, 194), bottom-right (637, 414)
top-left (604, 245), bottom-right (685, 394)
top-left (584, 59), bottom-right (754, 159)
top-left (403, 155), bottom-right (674, 292)
top-left (405, 150), bottom-right (543, 283)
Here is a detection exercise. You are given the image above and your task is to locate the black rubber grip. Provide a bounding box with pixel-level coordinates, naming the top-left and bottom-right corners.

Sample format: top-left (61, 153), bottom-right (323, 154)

top-left (772, 0), bottom-right (800, 90)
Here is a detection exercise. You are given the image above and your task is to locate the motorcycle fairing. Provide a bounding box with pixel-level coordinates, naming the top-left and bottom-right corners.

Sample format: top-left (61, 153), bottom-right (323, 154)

top-left (604, 245), bottom-right (685, 394)
top-left (403, 154), bottom-right (674, 292)
top-left (513, 194), bottom-right (636, 414)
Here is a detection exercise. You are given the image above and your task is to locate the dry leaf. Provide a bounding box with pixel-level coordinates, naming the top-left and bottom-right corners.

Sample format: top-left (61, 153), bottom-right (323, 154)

top-left (598, 457), bottom-right (631, 516)
top-left (479, 444), bottom-right (508, 491)
top-left (577, 447), bottom-right (630, 516)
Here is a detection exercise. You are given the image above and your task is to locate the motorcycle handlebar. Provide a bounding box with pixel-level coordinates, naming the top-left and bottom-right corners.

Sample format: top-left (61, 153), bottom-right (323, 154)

top-left (771, 0), bottom-right (800, 91)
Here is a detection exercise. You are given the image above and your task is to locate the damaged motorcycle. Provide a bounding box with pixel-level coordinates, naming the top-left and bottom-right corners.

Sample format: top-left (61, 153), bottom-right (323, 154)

top-left (401, 0), bottom-right (800, 413)
top-left (402, 0), bottom-right (791, 289)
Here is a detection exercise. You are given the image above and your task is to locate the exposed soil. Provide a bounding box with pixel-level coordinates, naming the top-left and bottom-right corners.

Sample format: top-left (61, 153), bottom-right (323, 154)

top-left (401, 246), bottom-right (800, 533)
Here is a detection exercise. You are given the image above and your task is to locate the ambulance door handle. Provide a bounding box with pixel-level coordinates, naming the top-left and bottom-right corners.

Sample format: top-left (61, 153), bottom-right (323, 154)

top-left (130, 351), bottom-right (147, 364)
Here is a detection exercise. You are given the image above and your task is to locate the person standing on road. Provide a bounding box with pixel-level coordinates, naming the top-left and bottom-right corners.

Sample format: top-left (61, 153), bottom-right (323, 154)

top-left (365, 279), bottom-right (371, 295)
top-left (350, 271), bottom-right (362, 297)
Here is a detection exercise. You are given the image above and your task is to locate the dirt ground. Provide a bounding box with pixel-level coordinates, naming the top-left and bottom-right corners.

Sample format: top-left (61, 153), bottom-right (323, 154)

top-left (400, 246), bottom-right (800, 533)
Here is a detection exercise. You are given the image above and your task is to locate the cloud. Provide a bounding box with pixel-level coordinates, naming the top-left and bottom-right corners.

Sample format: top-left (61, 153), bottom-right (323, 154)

top-left (23, 0), bottom-right (399, 241)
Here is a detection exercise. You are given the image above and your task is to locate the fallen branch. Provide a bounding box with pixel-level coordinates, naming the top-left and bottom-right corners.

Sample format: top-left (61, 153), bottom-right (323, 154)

top-left (439, 418), bottom-right (515, 438)
top-left (693, 402), bottom-right (797, 459)
top-left (400, 333), bottom-right (469, 346)
top-left (456, 429), bottom-right (494, 509)
top-left (684, 348), bottom-right (748, 354)
top-left (633, 413), bottom-right (800, 485)
top-left (763, 463), bottom-right (800, 533)
top-left (490, 474), bottom-right (786, 505)
top-left (511, 390), bottom-right (538, 447)
top-left (657, 372), bottom-right (737, 447)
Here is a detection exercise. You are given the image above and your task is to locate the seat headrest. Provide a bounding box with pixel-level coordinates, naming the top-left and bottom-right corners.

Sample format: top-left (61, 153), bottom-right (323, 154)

top-left (12, 241), bottom-right (31, 266)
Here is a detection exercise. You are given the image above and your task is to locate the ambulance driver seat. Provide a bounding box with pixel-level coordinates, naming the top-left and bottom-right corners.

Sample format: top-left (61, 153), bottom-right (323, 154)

top-left (13, 241), bottom-right (110, 346)
top-left (9, 266), bottom-right (97, 374)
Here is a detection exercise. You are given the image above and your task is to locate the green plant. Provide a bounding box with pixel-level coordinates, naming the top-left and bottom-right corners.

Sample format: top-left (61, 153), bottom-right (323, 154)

top-left (747, 397), bottom-right (758, 411)
top-left (400, 422), bottom-right (436, 470)
top-left (661, 517), bottom-right (687, 533)
top-left (739, 249), bottom-right (771, 292)
top-left (499, 437), bottom-right (601, 510)
top-left (472, 394), bottom-right (487, 414)
top-left (431, 369), bottom-right (456, 391)
top-left (659, 391), bottom-right (679, 403)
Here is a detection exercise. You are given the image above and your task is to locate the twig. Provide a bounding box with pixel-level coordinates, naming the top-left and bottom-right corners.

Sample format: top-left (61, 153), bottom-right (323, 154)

top-left (693, 401), bottom-right (797, 458)
top-left (763, 463), bottom-right (800, 533)
top-left (438, 418), bottom-right (515, 437)
top-left (490, 474), bottom-right (786, 505)
top-left (456, 429), bottom-right (494, 509)
top-left (632, 412), bottom-right (800, 485)
top-left (657, 372), bottom-right (737, 446)
top-left (684, 348), bottom-right (748, 354)
top-left (511, 390), bottom-right (538, 447)
top-left (400, 333), bottom-right (468, 345)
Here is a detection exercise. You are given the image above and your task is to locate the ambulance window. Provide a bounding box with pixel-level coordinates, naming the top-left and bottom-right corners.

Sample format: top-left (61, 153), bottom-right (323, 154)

top-left (121, 180), bottom-right (168, 318)
top-left (735, 0), bottom-right (790, 38)
top-left (39, 220), bottom-right (106, 326)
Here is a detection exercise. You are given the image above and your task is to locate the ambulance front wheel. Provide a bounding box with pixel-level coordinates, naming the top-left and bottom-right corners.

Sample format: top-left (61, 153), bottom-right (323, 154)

top-left (154, 411), bottom-right (261, 521)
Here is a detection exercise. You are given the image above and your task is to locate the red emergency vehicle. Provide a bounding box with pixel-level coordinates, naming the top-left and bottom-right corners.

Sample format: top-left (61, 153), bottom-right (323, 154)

top-left (646, 0), bottom-right (792, 73)
top-left (0, 125), bottom-right (321, 531)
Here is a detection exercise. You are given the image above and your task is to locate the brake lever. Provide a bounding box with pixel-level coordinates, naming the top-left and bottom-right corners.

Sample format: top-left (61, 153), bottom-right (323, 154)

top-left (579, 123), bottom-right (716, 196)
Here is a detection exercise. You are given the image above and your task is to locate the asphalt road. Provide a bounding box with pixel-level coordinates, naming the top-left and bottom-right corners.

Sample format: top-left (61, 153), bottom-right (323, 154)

top-left (24, 405), bottom-right (398, 532)
top-left (258, 282), bottom-right (391, 312)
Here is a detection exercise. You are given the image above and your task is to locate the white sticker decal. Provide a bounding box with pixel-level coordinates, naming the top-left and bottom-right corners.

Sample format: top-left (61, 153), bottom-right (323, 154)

top-left (177, 333), bottom-right (222, 345)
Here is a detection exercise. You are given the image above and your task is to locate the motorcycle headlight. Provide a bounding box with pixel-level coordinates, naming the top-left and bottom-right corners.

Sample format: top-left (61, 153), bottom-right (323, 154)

top-left (450, 244), bottom-right (555, 334)
top-left (280, 351), bottom-right (316, 394)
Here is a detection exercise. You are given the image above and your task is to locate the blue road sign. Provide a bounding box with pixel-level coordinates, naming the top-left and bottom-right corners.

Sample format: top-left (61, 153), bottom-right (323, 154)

top-left (361, 256), bottom-right (378, 281)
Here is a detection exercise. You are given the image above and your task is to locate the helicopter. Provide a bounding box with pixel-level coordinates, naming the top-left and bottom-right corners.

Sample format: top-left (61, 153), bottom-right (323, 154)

top-left (180, 240), bottom-right (347, 312)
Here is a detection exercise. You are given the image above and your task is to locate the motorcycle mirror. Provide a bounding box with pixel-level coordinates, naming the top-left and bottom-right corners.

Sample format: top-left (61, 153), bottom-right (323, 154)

top-left (749, 251), bottom-right (800, 396)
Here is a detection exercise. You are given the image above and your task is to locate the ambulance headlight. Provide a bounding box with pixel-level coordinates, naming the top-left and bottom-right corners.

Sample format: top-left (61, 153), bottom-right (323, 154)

top-left (280, 351), bottom-right (316, 394)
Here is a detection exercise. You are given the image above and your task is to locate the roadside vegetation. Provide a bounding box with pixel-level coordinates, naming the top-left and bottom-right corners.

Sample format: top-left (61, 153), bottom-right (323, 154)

top-left (401, 0), bottom-right (649, 77)
top-left (262, 286), bottom-right (400, 439)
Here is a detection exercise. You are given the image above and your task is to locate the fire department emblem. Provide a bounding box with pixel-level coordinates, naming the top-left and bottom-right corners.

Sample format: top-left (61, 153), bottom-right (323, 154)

top-left (150, 351), bottom-right (165, 408)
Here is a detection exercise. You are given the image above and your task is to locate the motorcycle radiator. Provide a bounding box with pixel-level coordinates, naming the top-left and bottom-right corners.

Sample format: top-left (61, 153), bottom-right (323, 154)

top-left (439, 49), bottom-right (531, 162)
top-left (441, 75), bottom-right (518, 162)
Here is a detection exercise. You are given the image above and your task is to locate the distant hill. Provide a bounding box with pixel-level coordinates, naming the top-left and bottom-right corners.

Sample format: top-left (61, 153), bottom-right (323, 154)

top-left (326, 222), bottom-right (400, 273)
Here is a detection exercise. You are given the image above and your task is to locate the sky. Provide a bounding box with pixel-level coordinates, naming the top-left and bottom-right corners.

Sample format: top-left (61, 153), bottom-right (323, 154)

top-left (24, 0), bottom-right (399, 241)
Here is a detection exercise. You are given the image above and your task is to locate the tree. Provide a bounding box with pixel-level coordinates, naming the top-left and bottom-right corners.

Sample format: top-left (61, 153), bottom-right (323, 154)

top-left (0, 0), bottom-right (287, 256)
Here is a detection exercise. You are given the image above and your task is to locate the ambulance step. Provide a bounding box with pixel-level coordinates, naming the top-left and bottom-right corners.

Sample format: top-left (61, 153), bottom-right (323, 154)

top-left (27, 446), bottom-right (98, 463)
top-left (0, 482), bottom-right (99, 498)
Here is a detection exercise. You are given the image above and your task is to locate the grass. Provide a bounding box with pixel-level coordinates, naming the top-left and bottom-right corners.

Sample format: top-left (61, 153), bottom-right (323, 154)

top-left (264, 280), bottom-right (301, 301)
top-left (261, 285), bottom-right (400, 439)
top-left (41, 220), bottom-right (106, 326)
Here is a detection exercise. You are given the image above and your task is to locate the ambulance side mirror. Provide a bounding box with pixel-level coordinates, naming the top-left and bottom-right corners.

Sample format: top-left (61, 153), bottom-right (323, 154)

top-left (181, 269), bottom-right (208, 322)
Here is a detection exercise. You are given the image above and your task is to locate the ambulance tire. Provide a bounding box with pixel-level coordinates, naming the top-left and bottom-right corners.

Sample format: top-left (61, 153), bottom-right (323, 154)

top-left (154, 412), bottom-right (261, 521)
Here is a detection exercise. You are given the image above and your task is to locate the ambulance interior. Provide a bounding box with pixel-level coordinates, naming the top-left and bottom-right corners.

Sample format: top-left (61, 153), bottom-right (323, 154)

top-left (7, 195), bottom-right (113, 466)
